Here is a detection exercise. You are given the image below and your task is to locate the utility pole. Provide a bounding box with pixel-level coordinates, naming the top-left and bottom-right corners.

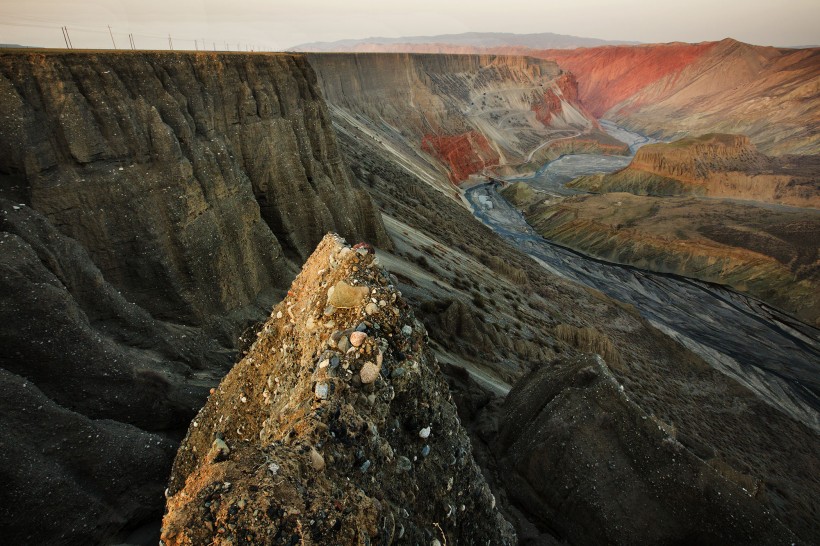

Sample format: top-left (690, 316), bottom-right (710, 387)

top-left (63, 26), bottom-right (73, 49)
top-left (61, 27), bottom-right (69, 49)
top-left (195, 39), bottom-right (198, 51)
top-left (129, 33), bottom-right (135, 50)
top-left (108, 25), bottom-right (117, 49)
top-left (213, 42), bottom-right (216, 51)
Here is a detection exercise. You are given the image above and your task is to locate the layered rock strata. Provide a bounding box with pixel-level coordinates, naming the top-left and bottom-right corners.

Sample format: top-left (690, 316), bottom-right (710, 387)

top-left (162, 234), bottom-right (515, 545)
top-left (0, 50), bottom-right (389, 544)
top-left (308, 53), bottom-right (600, 188)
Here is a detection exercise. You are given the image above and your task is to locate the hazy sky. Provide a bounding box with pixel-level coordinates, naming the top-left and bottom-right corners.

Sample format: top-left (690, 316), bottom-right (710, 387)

top-left (1, 0), bottom-right (818, 50)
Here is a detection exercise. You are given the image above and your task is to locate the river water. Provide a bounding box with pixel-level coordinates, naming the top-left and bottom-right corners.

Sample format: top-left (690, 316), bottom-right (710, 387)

top-left (466, 123), bottom-right (820, 430)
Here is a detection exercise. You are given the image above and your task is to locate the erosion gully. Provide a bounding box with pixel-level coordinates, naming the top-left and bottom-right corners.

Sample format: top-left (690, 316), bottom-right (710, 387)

top-left (466, 121), bottom-right (820, 430)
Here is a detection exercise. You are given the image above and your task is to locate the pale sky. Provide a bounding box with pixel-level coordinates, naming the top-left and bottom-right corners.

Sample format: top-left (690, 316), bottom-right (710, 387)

top-left (1, 0), bottom-right (818, 50)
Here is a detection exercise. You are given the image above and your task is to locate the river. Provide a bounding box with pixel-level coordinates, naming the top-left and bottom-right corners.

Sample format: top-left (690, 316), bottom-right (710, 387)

top-left (466, 123), bottom-right (820, 430)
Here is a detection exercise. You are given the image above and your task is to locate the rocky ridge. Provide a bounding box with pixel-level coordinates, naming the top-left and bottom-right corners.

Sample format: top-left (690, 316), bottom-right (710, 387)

top-left (569, 134), bottom-right (819, 207)
top-left (162, 234), bottom-right (515, 545)
top-left (495, 354), bottom-right (797, 544)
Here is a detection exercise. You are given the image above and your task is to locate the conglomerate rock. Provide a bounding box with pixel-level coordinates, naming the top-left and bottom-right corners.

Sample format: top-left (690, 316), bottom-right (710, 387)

top-left (162, 234), bottom-right (515, 545)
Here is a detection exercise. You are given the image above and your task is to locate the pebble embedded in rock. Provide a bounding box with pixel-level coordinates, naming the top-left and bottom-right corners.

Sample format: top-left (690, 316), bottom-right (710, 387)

top-left (421, 445), bottom-right (431, 457)
top-left (350, 331), bottom-right (367, 347)
top-left (208, 437), bottom-right (230, 462)
top-left (328, 281), bottom-right (369, 309)
top-left (337, 336), bottom-right (350, 352)
top-left (360, 362), bottom-right (380, 384)
top-left (315, 382), bottom-right (329, 399)
top-left (365, 302), bottom-right (379, 315)
top-left (309, 448), bottom-right (325, 471)
top-left (396, 456), bottom-right (412, 472)
top-left (419, 426), bottom-right (431, 439)
top-left (402, 325), bottom-right (413, 336)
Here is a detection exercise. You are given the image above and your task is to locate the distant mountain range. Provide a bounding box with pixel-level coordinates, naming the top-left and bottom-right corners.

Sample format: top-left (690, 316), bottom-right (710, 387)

top-left (288, 31), bottom-right (639, 52)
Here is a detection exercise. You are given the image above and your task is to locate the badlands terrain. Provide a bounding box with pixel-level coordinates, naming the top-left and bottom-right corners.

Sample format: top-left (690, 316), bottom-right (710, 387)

top-left (0, 34), bottom-right (818, 546)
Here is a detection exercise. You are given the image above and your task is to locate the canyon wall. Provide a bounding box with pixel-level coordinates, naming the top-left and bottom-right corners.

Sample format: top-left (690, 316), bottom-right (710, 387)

top-left (308, 53), bottom-right (604, 188)
top-left (319, 39), bottom-right (820, 156)
top-left (0, 50), bottom-right (388, 544)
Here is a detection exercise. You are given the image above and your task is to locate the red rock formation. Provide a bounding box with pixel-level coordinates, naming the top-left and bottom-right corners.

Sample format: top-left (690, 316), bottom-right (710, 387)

top-left (555, 72), bottom-right (580, 103)
top-left (421, 131), bottom-right (500, 183)
top-left (531, 88), bottom-right (563, 125)
top-left (539, 42), bottom-right (717, 116)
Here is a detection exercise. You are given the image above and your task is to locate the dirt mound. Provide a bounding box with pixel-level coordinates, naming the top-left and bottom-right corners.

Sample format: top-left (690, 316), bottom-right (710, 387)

top-left (161, 234), bottom-right (515, 545)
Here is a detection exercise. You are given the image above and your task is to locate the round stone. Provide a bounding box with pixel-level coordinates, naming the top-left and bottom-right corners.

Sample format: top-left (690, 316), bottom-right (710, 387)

top-left (350, 331), bottom-right (367, 347)
top-left (360, 362), bottom-right (380, 384)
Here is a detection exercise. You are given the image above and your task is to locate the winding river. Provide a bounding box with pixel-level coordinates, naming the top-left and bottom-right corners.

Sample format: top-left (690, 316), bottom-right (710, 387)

top-left (466, 122), bottom-right (820, 430)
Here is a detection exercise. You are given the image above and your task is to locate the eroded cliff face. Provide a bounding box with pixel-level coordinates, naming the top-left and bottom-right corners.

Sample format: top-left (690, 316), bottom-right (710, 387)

top-left (570, 133), bottom-right (820, 207)
top-left (162, 235), bottom-right (516, 545)
top-left (0, 50), bottom-right (389, 545)
top-left (307, 53), bottom-right (600, 188)
top-left (0, 51), bottom-right (389, 338)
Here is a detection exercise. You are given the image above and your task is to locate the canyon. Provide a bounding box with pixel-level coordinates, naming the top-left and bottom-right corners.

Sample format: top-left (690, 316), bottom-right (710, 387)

top-left (306, 37), bottom-right (820, 156)
top-left (0, 42), bottom-right (817, 546)
top-left (307, 53), bottom-right (624, 189)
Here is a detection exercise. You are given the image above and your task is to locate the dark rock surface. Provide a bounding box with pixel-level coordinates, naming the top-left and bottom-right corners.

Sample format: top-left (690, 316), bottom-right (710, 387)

top-left (495, 354), bottom-right (797, 544)
top-left (0, 50), bottom-right (389, 544)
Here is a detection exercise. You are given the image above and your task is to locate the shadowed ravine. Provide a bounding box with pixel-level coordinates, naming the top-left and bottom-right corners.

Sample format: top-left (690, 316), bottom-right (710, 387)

top-left (466, 129), bottom-right (820, 430)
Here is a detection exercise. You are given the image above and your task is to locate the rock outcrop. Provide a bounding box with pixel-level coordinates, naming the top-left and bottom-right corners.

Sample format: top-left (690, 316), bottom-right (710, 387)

top-left (307, 53), bottom-right (601, 188)
top-left (569, 134), bottom-right (820, 207)
top-left (0, 50), bottom-right (389, 544)
top-left (495, 354), bottom-right (797, 544)
top-left (162, 234), bottom-right (515, 545)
